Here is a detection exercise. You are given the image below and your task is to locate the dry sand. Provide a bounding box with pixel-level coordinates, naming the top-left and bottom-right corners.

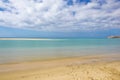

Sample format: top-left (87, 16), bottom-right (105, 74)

top-left (0, 54), bottom-right (120, 80)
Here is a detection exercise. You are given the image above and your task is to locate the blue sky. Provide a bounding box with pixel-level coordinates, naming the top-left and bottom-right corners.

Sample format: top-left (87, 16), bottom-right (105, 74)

top-left (0, 0), bottom-right (120, 38)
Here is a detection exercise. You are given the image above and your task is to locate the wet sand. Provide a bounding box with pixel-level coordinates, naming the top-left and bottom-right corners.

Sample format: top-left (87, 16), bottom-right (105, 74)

top-left (0, 54), bottom-right (120, 80)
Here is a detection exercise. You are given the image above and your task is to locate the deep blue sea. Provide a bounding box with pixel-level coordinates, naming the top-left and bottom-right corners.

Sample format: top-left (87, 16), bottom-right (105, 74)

top-left (0, 39), bottom-right (120, 63)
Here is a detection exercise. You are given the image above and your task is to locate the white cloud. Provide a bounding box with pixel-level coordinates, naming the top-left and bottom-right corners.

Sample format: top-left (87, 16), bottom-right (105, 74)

top-left (0, 0), bottom-right (120, 31)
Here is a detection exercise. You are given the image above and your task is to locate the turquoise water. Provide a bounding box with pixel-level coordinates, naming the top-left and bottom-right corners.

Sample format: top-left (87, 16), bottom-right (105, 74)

top-left (0, 39), bottom-right (120, 63)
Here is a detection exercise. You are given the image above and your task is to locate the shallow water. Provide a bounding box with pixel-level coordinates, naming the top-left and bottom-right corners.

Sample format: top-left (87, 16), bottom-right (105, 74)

top-left (0, 39), bottom-right (120, 63)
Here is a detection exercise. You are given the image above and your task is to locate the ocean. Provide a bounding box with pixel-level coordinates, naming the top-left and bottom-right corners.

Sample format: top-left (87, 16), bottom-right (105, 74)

top-left (0, 39), bottom-right (120, 64)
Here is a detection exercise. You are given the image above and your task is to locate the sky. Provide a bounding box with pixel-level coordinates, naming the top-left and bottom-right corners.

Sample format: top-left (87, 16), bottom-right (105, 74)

top-left (0, 0), bottom-right (120, 38)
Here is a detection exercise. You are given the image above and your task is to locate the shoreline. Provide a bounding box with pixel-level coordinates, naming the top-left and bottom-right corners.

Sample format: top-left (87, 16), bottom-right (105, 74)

top-left (0, 53), bottom-right (119, 65)
top-left (0, 54), bottom-right (120, 80)
top-left (0, 38), bottom-right (53, 40)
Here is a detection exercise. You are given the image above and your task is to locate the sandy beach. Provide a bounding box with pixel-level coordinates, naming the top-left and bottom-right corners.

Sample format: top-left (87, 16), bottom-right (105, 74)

top-left (0, 38), bottom-right (53, 40)
top-left (0, 54), bottom-right (120, 80)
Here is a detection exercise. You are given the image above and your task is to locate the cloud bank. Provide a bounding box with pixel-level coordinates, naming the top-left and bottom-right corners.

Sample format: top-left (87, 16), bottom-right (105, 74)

top-left (0, 0), bottom-right (120, 31)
